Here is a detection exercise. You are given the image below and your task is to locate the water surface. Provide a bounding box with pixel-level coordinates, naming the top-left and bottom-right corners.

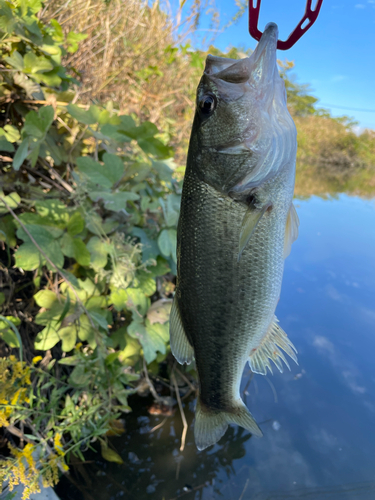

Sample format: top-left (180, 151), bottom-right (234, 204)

top-left (57, 194), bottom-right (375, 500)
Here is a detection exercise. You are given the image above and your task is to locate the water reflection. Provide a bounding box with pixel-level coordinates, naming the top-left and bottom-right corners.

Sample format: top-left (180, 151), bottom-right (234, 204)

top-left (57, 193), bottom-right (375, 500)
top-left (294, 162), bottom-right (375, 198)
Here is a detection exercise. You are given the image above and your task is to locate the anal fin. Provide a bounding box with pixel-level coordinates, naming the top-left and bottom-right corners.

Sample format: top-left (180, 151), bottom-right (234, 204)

top-left (169, 296), bottom-right (194, 365)
top-left (249, 316), bottom-right (298, 375)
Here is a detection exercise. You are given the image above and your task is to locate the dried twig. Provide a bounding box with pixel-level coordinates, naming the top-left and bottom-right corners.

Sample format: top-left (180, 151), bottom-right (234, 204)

top-left (171, 371), bottom-right (188, 452)
top-left (148, 416), bottom-right (168, 434)
top-left (142, 358), bottom-right (162, 402)
top-left (238, 479), bottom-right (249, 500)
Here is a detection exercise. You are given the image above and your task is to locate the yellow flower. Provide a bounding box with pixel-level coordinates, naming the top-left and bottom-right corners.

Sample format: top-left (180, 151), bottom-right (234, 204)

top-left (47, 454), bottom-right (60, 485)
top-left (22, 444), bottom-right (38, 475)
top-left (53, 433), bottom-right (65, 457)
top-left (0, 409), bottom-right (10, 427)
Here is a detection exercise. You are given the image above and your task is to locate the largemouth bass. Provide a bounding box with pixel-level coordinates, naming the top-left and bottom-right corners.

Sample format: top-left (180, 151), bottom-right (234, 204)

top-left (170, 23), bottom-right (299, 451)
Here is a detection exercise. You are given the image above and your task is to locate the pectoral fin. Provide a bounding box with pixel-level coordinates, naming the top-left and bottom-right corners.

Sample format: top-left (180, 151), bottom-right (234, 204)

top-left (238, 203), bottom-right (271, 262)
top-left (169, 296), bottom-right (194, 365)
top-left (284, 203), bottom-right (299, 259)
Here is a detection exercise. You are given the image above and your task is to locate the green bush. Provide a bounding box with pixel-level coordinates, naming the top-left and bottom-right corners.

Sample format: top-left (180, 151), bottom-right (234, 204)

top-left (0, 0), bottom-right (181, 495)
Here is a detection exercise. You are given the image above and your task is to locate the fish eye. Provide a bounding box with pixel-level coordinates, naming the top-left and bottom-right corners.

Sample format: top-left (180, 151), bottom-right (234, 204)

top-left (199, 94), bottom-right (217, 116)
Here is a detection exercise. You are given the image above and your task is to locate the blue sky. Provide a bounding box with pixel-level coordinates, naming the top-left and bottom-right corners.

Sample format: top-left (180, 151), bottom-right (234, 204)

top-left (189, 0), bottom-right (375, 130)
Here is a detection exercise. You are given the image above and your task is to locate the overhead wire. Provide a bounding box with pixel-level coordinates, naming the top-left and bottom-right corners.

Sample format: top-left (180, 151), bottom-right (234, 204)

top-left (320, 103), bottom-right (375, 113)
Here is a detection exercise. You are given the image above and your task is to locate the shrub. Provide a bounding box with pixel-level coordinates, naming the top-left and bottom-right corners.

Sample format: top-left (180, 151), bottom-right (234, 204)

top-left (0, 0), bottom-right (181, 495)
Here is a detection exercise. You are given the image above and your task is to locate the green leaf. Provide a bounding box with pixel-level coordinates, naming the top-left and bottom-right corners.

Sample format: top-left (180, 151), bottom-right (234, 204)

top-left (45, 134), bottom-right (67, 165)
top-left (118, 333), bottom-right (141, 362)
top-left (0, 125), bottom-right (20, 143)
top-left (66, 31), bottom-right (88, 54)
top-left (34, 289), bottom-right (58, 308)
top-left (127, 318), bottom-right (167, 364)
top-left (145, 319), bottom-right (169, 343)
top-left (0, 316), bottom-right (21, 348)
top-left (89, 191), bottom-right (139, 211)
top-left (50, 19), bottom-right (63, 41)
top-left (34, 322), bottom-right (61, 350)
top-left (34, 68), bottom-right (61, 86)
top-left (67, 212), bottom-right (85, 236)
top-left (35, 302), bottom-right (65, 325)
top-left (147, 299), bottom-right (172, 325)
top-left (118, 115), bottom-right (136, 131)
top-left (85, 296), bottom-right (107, 309)
top-left (103, 153), bottom-right (125, 184)
top-left (158, 229), bottom-right (177, 261)
top-left (72, 239), bottom-right (91, 266)
top-left (77, 314), bottom-right (96, 349)
top-left (87, 236), bottom-right (109, 270)
top-left (23, 106), bottom-right (54, 139)
top-left (58, 355), bottom-right (80, 366)
top-left (88, 311), bottom-right (108, 331)
top-left (13, 138), bottom-right (29, 170)
top-left (76, 157), bottom-right (113, 189)
top-left (100, 442), bottom-right (123, 464)
top-left (4, 51), bottom-right (24, 71)
top-left (135, 271), bottom-right (156, 296)
top-left (23, 52), bottom-right (53, 74)
top-left (69, 364), bottom-right (91, 386)
top-left (131, 227), bottom-right (160, 262)
top-left (138, 137), bottom-right (172, 159)
top-left (61, 233), bottom-right (90, 266)
top-left (0, 137), bottom-right (15, 152)
top-left (13, 72), bottom-right (43, 99)
top-left (34, 199), bottom-right (69, 224)
top-left (0, 191), bottom-right (20, 215)
top-left (18, 214), bottom-right (65, 238)
top-left (0, 215), bottom-right (16, 247)
top-left (148, 256), bottom-right (170, 277)
top-left (67, 104), bottom-right (97, 125)
top-left (57, 295), bottom-right (71, 324)
top-left (160, 194), bottom-right (180, 227)
top-left (100, 124), bottom-right (131, 143)
top-left (111, 288), bottom-right (150, 316)
top-left (59, 325), bottom-right (77, 352)
top-left (15, 225), bottom-right (64, 271)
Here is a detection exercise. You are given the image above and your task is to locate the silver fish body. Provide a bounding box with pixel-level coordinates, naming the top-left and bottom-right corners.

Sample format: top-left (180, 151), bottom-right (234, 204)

top-left (170, 23), bottom-right (299, 450)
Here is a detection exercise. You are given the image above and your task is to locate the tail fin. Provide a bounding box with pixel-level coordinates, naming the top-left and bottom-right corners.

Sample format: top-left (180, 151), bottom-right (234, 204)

top-left (194, 397), bottom-right (263, 451)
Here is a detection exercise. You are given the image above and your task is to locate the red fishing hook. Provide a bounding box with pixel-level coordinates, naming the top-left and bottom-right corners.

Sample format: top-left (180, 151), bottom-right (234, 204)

top-left (249, 0), bottom-right (324, 50)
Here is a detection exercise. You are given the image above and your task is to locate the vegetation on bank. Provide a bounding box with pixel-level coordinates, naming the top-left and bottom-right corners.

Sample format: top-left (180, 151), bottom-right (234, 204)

top-left (0, 0), bottom-right (374, 497)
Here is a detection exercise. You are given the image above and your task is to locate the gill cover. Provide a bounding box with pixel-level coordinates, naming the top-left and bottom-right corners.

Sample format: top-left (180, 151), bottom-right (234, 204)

top-left (198, 23), bottom-right (297, 193)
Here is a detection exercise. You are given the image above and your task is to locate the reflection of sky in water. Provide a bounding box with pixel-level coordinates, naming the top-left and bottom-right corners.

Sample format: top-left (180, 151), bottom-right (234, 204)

top-left (57, 195), bottom-right (375, 500)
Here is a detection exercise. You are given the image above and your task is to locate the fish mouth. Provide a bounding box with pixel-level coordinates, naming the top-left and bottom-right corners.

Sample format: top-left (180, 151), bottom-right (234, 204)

top-left (204, 23), bottom-right (278, 87)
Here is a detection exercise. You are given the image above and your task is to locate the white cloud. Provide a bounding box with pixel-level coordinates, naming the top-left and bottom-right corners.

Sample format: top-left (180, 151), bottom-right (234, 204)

top-left (313, 335), bottom-right (368, 397)
top-left (313, 335), bottom-right (335, 355)
top-left (331, 74), bottom-right (347, 82)
top-left (355, 3), bottom-right (366, 7)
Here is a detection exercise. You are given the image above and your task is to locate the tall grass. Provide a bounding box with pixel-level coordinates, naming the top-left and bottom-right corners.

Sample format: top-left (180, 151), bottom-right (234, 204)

top-left (41, 0), bottom-right (221, 162)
